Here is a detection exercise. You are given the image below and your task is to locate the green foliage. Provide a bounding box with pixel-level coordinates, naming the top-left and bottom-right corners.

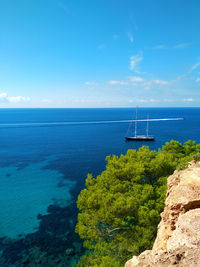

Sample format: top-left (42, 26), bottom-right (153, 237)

top-left (76, 252), bottom-right (121, 267)
top-left (75, 140), bottom-right (199, 267)
top-left (193, 152), bottom-right (200, 162)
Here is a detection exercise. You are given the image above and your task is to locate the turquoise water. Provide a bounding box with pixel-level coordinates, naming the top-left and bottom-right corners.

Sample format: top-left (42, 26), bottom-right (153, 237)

top-left (0, 158), bottom-right (75, 238)
top-left (0, 108), bottom-right (200, 266)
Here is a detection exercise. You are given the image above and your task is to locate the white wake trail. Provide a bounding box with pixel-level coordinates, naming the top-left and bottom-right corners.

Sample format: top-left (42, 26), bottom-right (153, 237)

top-left (0, 118), bottom-right (184, 128)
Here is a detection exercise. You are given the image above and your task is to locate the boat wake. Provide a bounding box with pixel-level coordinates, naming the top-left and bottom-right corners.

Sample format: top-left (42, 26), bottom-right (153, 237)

top-left (0, 118), bottom-right (184, 128)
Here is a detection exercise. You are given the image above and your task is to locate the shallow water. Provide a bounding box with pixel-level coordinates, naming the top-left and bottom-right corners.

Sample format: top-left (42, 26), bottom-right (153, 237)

top-left (0, 158), bottom-right (75, 238)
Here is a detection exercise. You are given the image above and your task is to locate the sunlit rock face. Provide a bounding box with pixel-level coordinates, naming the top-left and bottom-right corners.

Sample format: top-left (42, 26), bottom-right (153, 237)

top-left (125, 161), bottom-right (200, 267)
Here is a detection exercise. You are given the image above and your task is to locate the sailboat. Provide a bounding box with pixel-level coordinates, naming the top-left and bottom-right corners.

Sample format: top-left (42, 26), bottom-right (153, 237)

top-left (125, 108), bottom-right (155, 141)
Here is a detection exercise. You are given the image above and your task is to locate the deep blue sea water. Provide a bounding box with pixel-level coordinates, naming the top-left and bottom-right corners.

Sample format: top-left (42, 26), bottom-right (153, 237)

top-left (0, 108), bottom-right (200, 266)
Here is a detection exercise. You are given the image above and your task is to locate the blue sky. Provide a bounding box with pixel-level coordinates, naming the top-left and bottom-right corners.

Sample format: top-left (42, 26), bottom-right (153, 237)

top-left (0, 0), bottom-right (200, 107)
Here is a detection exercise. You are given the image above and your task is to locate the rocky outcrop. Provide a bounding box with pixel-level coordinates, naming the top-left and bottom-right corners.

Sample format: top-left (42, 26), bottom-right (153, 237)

top-left (125, 161), bottom-right (200, 267)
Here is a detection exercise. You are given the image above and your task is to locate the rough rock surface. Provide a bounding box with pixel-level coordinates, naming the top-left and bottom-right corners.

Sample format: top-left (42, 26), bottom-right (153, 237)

top-left (125, 161), bottom-right (200, 267)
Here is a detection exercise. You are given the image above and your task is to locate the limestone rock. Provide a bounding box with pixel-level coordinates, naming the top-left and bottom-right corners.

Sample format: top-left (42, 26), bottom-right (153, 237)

top-left (125, 161), bottom-right (200, 267)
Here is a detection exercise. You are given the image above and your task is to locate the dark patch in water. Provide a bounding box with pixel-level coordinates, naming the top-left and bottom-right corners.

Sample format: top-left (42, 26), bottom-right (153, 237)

top-left (44, 155), bottom-right (106, 200)
top-left (17, 162), bottom-right (30, 171)
top-left (57, 179), bottom-right (69, 188)
top-left (0, 203), bottom-right (85, 267)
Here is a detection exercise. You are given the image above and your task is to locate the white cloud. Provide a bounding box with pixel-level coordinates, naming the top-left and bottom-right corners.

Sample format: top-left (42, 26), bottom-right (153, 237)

top-left (153, 79), bottom-right (169, 85)
top-left (149, 98), bottom-right (160, 102)
top-left (130, 53), bottom-right (143, 73)
top-left (129, 76), bottom-right (144, 82)
top-left (0, 93), bottom-right (7, 98)
top-left (189, 62), bottom-right (200, 73)
top-left (139, 79), bottom-right (169, 90)
top-left (0, 92), bottom-right (30, 103)
top-left (8, 96), bottom-right (31, 103)
top-left (175, 43), bottom-right (191, 49)
top-left (196, 78), bottom-right (200, 82)
top-left (183, 98), bottom-right (194, 102)
top-left (136, 98), bottom-right (160, 103)
top-left (108, 80), bottom-right (128, 85)
top-left (108, 76), bottom-right (170, 90)
top-left (85, 81), bottom-right (97, 86)
top-left (127, 32), bottom-right (134, 43)
top-left (108, 76), bottom-right (144, 86)
top-left (152, 45), bottom-right (166, 50)
top-left (0, 93), bottom-right (8, 102)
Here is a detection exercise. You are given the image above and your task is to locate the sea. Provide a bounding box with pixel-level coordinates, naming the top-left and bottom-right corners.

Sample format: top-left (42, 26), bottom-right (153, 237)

top-left (0, 107), bottom-right (199, 266)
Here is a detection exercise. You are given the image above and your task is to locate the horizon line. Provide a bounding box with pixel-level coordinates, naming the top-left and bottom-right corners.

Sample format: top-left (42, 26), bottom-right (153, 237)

top-left (0, 106), bottom-right (199, 109)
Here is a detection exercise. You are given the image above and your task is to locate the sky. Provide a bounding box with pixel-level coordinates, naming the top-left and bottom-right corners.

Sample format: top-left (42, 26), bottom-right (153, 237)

top-left (0, 0), bottom-right (200, 108)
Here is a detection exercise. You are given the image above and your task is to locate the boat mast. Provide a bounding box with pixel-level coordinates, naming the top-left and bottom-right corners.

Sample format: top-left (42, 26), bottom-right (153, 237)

top-left (146, 113), bottom-right (149, 137)
top-left (135, 107), bottom-right (138, 137)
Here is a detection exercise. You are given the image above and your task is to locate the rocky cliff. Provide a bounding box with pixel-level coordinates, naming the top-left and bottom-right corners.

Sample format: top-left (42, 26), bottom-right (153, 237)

top-left (125, 161), bottom-right (200, 267)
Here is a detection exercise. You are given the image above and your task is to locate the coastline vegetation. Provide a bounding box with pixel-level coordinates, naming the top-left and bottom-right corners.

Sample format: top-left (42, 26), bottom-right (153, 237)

top-left (75, 140), bottom-right (200, 266)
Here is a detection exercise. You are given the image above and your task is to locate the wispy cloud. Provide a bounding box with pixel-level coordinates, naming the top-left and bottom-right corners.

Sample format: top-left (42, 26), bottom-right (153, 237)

top-left (140, 79), bottom-right (170, 90)
top-left (8, 96), bottom-right (31, 103)
top-left (108, 77), bottom-right (170, 89)
top-left (127, 32), bottom-right (134, 43)
top-left (85, 81), bottom-right (97, 86)
top-left (175, 43), bottom-right (191, 49)
top-left (153, 79), bottom-right (169, 85)
top-left (130, 14), bottom-right (138, 31)
top-left (108, 76), bottom-right (144, 86)
top-left (108, 80), bottom-right (128, 85)
top-left (175, 75), bottom-right (186, 81)
top-left (135, 98), bottom-right (160, 103)
top-left (196, 78), bottom-right (200, 82)
top-left (0, 93), bottom-right (8, 103)
top-left (183, 98), bottom-right (194, 102)
top-left (128, 76), bottom-right (144, 82)
top-left (149, 98), bottom-right (160, 102)
top-left (189, 62), bottom-right (200, 73)
top-left (0, 92), bottom-right (31, 103)
top-left (150, 43), bottom-right (191, 50)
top-left (130, 53), bottom-right (143, 73)
top-left (152, 45), bottom-right (166, 50)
